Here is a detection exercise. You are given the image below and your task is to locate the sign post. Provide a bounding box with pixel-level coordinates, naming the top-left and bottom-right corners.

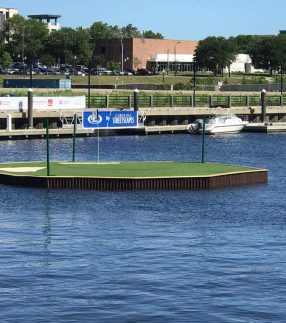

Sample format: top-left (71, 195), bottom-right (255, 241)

top-left (46, 119), bottom-right (50, 176)
top-left (83, 110), bottom-right (138, 163)
top-left (72, 113), bottom-right (77, 162)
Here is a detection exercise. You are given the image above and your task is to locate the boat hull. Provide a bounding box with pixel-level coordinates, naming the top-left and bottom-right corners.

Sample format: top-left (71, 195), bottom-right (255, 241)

top-left (201, 122), bottom-right (248, 134)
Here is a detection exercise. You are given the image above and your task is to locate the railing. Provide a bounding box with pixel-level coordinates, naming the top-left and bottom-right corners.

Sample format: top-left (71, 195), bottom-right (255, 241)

top-left (87, 94), bottom-right (286, 109)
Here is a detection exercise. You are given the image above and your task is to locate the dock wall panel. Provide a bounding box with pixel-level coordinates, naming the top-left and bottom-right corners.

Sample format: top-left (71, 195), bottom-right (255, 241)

top-left (0, 171), bottom-right (268, 191)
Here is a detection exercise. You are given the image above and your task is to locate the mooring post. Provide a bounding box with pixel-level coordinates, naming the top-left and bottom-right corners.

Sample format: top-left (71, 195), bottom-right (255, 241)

top-left (6, 114), bottom-right (12, 131)
top-left (261, 89), bottom-right (267, 123)
top-left (28, 88), bottom-right (33, 129)
top-left (134, 88), bottom-right (139, 111)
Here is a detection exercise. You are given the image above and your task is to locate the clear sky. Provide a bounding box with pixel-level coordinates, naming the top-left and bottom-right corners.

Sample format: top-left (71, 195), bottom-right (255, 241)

top-left (1, 0), bottom-right (286, 40)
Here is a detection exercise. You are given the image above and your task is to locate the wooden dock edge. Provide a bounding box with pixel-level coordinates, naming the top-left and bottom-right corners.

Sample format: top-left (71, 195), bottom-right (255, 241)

top-left (0, 170), bottom-right (268, 191)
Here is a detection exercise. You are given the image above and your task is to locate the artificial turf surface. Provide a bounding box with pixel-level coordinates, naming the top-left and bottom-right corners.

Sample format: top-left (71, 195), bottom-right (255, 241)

top-left (0, 161), bottom-right (261, 178)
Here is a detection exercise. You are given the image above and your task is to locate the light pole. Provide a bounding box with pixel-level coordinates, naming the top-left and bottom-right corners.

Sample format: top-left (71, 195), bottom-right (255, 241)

top-left (280, 64), bottom-right (283, 95)
top-left (121, 37), bottom-right (124, 72)
top-left (88, 65), bottom-right (91, 109)
top-left (174, 41), bottom-right (181, 76)
top-left (193, 62), bottom-right (196, 107)
top-left (167, 49), bottom-right (170, 74)
top-left (162, 69), bottom-right (166, 83)
top-left (21, 25), bottom-right (25, 64)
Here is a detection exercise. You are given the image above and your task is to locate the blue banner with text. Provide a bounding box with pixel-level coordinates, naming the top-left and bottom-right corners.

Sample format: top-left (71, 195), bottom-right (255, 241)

top-left (82, 110), bottom-right (138, 129)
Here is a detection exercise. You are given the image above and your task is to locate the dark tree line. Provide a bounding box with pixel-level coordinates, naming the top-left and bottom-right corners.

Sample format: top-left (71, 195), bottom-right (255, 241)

top-left (194, 34), bottom-right (286, 75)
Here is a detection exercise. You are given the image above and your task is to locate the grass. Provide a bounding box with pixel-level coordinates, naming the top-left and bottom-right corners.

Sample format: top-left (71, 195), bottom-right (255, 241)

top-left (0, 73), bottom-right (281, 87)
top-left (0, 161), bottom-right (261, 178)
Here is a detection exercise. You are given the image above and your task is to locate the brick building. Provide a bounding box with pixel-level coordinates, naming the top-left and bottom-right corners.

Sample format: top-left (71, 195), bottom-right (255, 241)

top-left (94, 38), bottom-right (198, 72)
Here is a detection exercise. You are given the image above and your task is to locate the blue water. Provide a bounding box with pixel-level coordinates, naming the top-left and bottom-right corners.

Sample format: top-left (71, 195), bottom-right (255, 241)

top-left (0, 133), bottom-right (285, 322)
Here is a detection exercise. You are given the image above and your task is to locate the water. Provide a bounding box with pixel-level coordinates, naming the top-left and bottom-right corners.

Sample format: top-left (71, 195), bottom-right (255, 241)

top-left (0, 133), bottom-right (285, 322)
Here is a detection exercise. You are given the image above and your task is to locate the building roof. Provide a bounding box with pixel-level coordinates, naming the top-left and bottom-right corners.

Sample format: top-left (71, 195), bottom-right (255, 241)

top-left (28, 14), bottom-right (61, 19)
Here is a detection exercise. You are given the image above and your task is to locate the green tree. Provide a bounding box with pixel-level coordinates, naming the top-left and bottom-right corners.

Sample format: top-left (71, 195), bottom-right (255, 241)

top-left (143, 30), bottom-right (164, 39)
top-left (45, 27), bottom-right (91, 66)
top-left (229, 35), bottom-right (261, 53)
top-left (89, 21), bottom-right (121, 40)
top-left (106, 60), bottom-right (120, 70)
top-left (121, 24), bottom-right (141, 38)
top-left (0, 51), bottom-right (12, 69)
top-left (194, 36), bottom-right (237, 76)
top-left (4, 14), bottom-right (49, 63)
top-left (248, 35), bottom-right (286, 74)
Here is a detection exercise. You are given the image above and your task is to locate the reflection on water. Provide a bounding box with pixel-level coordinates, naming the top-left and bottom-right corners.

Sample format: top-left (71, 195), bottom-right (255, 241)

top-left (0, 133), bottom-right (285, 322)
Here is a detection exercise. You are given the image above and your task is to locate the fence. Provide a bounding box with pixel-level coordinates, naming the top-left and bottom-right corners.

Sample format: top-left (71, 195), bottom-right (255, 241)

top-left (87, 94), bottom-right (286, 109)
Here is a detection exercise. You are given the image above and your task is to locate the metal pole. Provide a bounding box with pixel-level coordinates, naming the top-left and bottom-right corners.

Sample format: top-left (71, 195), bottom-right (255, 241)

top-left (193, 62), bottom-right (196, 107)
top-left (21, 26), bottom-right (25, 63)
top-left (121, 37), bottom-right (124, 72)
top-left (27, 88), bottom-right (33, 128)
top-left (174, 44), bottom-right (177, 76)
top-left (88, 66), bottom-right (91, 109)
top-left (46, 119), bottom-right (50, 176)
top-left (97, 129), bottom-right (100, 164)
top-left (280, 65), bottom-right (283, 96)
top-left (72, 113), bottom-right (77, 162)
top-left (201, 118), bottom-right (205, 163)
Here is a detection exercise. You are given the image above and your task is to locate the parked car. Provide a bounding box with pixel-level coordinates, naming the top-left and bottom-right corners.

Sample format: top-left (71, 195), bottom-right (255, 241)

top-left (125, 68), bottom-right (136, 75)
top-left (119, 70), bottom-right (133, 76)
top-left (90, 67), bottom-right (112, 75)
top-left (4, 68), bottom-right (18, 75)
top-left (137, 68), bottom-right (152, 75)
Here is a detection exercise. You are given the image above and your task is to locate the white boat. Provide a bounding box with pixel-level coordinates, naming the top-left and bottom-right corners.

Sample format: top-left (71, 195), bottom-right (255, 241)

top-left (187, 114), bottom-right (249, 134)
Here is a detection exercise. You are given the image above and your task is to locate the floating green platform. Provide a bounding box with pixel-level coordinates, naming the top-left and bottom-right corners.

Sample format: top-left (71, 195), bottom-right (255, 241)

top-left (0, 161), bottom-right (267, 190)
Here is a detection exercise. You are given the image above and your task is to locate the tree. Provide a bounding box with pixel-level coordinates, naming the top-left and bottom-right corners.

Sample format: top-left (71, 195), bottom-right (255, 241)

top-left (229, 35), bottom-right (261, 53)
top-left (143, 30), bottom-right (164, 39)
top-left (4, 14), bottom-right (49, 63)
top-left (121, 24), bottom-right (141, 38)
top-left (44, 27), bottom-right (91, 66)
top-left (248, 35), bottom-right (286, 74)
top-left (0, 51), bottom-right (12, 69)
top-left (89, 21), bottom-right (121, 40)
top-left (194, 36), bottom-right (237, 76)
top-left (106, 60), bottom-right (120, 70)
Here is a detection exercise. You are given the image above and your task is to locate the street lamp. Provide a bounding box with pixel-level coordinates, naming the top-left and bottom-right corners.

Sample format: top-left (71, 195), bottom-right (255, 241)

top-left (193, 62), bottom-right (196, 107)
top-left (174, 41), bottom-right (181, 76)
top-left (162, 69), bottom-right (166, 83)
top-left (21, 25), bottom-right (25, 64)
top-left (120, 37), bottom-right (124, 72)
top-left (88, 65), bottom-right (91, 109)
top-left (280, 64), bottom-right (283, 95)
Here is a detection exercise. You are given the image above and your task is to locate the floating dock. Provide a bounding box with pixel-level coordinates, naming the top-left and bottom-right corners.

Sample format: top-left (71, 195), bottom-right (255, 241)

top-left (0, 161), bottom-right (268, 191)
top-left (244, 122), bottom-right (286, 133)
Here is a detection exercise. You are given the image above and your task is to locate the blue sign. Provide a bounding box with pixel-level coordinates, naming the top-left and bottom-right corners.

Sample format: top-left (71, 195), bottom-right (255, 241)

top-left (82, 110), bottom-right (138, 129)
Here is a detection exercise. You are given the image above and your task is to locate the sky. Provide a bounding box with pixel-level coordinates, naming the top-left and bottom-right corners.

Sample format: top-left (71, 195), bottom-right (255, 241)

top-left (1, 0), bottom-right (286, 40)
